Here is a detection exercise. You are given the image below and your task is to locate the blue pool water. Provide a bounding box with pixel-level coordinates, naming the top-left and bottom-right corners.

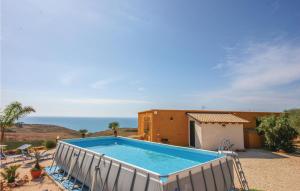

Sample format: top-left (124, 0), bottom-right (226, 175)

top-left (64, 137), bottom-right (222, 175)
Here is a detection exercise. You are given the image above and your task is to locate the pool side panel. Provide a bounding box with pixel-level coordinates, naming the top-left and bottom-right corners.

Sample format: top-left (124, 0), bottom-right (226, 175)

top-left (54, 141), bottom-right (163, 191)
top-left (162, 157), bottom-right (233, 191)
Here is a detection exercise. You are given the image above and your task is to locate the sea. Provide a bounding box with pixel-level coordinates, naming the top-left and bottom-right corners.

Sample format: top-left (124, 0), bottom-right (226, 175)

top-left (20, 117), bottom-right (138, 133)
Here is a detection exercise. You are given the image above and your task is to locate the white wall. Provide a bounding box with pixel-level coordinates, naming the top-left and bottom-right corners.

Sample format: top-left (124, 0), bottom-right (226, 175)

top-left (190, 118), bottom-right (244, 150)
top-left (194, 121), bottom-right (202, 148)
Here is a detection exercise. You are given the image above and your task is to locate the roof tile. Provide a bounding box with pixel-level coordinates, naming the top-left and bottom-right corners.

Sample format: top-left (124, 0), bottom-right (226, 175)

top-left (187, 113), bottom-right (249, 123)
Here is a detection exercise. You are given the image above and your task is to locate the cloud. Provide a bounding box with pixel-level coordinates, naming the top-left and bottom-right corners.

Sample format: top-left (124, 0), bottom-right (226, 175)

top-left (64, 98), bottom-right (150, 105)
top-left (89, 79), bottom-right (115, 89)
top-left (211, 63), bottom-right (224, 70)
top-left (60, 74), bottom-right (75, 86)
top-left (138, 87), bottom-right (145, 91)
top-left (59, 70), bottom-right (83, 86)
top-left (201, 40), bottom-right (300, 111)
top-left (228, 42), bottom-right (300, 90)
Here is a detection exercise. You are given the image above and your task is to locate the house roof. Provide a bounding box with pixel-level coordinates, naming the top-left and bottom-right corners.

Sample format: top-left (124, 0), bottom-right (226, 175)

top-left (138, 109), bottom-right (279, 115)
top-left (187, 113), bottom-right (249, 123)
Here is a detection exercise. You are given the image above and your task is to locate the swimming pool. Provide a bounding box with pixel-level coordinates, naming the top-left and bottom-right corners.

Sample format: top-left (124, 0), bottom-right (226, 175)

top-left (47, 136), bottom-right (235, 191)
top-left (65, 136), bottom-right (221, 176)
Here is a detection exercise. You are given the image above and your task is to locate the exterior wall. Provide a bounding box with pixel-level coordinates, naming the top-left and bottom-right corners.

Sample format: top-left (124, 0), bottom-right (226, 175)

top-left (194, 120), bottom-right (202, 148)
top-left (138, 110), bottom-right (190, 146)
top-left (138, 109), bottom-right (278, 148)
top-left (138, 112), bottom-right (154, 141)
top-left (151, 110), bottom-right (189, 146)
top-left (244, 128), bottom-right (264, 148)
top-left (193, 120), bottom-right (244, 150)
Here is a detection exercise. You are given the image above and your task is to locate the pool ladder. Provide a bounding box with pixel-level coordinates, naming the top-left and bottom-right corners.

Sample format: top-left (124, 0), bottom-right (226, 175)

top-left (219, 151), bottom-right (249, 191)
top-left (232, 155), bottom-right (249, 191)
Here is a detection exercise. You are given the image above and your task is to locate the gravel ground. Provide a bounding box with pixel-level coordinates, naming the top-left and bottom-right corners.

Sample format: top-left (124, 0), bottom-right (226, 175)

top-left (237, 149), bottom-right (300, 191)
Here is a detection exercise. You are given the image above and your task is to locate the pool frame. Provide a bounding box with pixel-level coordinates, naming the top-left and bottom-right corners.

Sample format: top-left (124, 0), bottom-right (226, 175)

top-left (48, 136), bottom-right (235, 191)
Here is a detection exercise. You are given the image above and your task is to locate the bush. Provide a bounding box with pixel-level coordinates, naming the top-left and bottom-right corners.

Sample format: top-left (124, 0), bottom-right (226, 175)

top-left (286, 108), bottom-right (300, 134)
top-left (44, 140), bottom-right (56, 149)
top-left (0, 164), bottom-right (21, 183)
top-left (256, 114), bottom-right (298, 152)
top-left (78, 129), bottom-right (88, 138)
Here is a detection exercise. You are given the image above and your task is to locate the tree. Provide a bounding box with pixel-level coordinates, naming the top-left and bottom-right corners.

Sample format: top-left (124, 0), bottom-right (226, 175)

top-left (108, 121), bottom-right (119, 137)
top-left (0, 101), bottom-right (35, 144)
top-left (286, 108), bottom-right (300, 134)
top-left (108, 121), bottom-right (119, 131)
top-left (78, 129), bottom-right (88, 138)
top-left (256, 114), bottom-right (298, 152)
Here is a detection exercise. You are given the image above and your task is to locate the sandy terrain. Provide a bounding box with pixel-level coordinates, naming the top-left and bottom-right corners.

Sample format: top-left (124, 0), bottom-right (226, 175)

top-left (237, 149), bottom-right (300, 191)
top-left (1, 150), bottom-right (62, 191)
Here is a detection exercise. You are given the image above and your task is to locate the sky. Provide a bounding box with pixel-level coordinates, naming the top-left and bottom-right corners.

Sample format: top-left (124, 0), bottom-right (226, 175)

top-left (1, 0), bottom-right (300, 117)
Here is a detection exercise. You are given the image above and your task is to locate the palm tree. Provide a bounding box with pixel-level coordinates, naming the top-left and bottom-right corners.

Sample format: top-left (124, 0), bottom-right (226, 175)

top-left (78, 129), bottom-right (88, 138)
top-left (0, 101), bottom-right (35, 144)
top-left (108, 121), bottom-right (119, 137)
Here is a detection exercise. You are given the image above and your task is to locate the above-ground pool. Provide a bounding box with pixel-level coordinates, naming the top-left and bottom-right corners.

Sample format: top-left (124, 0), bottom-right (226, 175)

top-left (46, 136), bottom-right (235, 191)
top-left (65, 137), bottom-right (222, 176)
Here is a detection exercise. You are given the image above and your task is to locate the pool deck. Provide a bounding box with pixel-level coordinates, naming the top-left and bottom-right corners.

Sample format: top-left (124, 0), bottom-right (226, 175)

top-left (0, 149), bottom-right (63, 191)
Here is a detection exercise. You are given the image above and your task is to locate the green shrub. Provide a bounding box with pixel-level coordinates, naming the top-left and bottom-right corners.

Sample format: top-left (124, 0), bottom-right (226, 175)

top-left (286, 108), bottom-right (300, 134)
top-left (256, 114), bottom-right (298, 152)
top-left (44, 140), bottom-right (56, 149)
top-left (0, 164), bottom-right (21, 183)
top-left (78, 129), bottom-right (88, 138)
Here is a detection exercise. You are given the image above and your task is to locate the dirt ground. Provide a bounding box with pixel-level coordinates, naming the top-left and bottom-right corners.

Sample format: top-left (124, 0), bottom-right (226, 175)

top-left (237, 149), bottom-right (300, 191)
top-left (1, 149), bottom-right (299, 191)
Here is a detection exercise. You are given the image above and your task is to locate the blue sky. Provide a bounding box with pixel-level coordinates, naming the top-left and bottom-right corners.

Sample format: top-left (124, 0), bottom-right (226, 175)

top-left (1, 0), bottom-right (300, 117)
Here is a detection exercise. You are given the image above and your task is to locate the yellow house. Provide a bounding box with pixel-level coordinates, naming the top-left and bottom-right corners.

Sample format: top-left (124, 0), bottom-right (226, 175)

top-left (138, 109), bottom-right (279, 149)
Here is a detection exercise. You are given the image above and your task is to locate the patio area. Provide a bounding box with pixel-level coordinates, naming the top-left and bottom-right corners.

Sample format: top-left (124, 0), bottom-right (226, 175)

top-left (0, 149), bottom-right (62, 191)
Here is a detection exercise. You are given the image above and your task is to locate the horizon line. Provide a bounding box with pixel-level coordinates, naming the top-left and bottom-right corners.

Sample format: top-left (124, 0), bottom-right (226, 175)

top-left (25, 115), bottom-right (138, 118)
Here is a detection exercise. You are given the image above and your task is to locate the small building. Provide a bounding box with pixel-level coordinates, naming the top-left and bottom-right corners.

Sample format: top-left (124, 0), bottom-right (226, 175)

top-left (187, 113), bottom-right (248, 150)
top-left (138, 109), bottom-right (278, 150)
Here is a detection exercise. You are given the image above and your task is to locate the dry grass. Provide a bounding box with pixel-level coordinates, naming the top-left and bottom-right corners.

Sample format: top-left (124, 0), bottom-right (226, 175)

top-left (5, 124), bottom-right (137, 142)
top-left (5, 124), bottom-right (81, 142)
top-left (4, 124), bottom-right (137, 150)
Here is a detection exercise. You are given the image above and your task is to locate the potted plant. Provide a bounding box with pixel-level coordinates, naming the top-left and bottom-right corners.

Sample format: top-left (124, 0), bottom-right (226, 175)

top-left (0, 164), bottom-right (21, 184)
top-left (108, 121), bottom-right (119, 137)
top-left (30, 151), bottom-right (43, 179)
